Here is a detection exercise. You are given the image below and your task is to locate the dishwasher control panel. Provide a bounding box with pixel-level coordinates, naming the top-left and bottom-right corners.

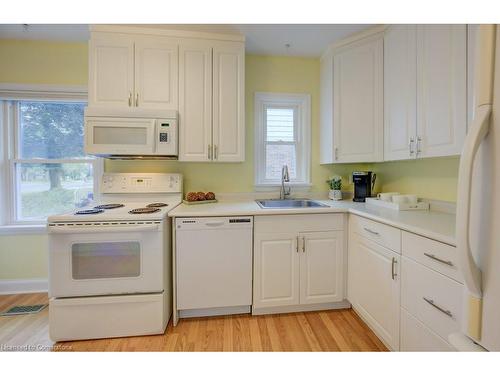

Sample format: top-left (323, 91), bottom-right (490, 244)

top-left (176, 217), bottom-right (253, 230)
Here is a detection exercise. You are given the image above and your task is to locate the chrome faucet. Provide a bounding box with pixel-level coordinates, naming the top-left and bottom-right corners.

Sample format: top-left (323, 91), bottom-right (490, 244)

top-left (280, 165), bottom-right (291, 199)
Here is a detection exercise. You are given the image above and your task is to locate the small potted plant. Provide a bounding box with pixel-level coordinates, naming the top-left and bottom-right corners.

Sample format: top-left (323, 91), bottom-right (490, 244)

top-left (327, 176), bottom-right (342, 200)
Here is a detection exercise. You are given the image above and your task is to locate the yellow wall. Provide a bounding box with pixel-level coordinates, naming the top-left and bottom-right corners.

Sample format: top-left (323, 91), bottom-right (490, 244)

top-left (0, 39), bottom-right (88, 85)
top-left (0, 39), bottom-right (459, 281)
top-left (0, 235), bottom-right (48, 279)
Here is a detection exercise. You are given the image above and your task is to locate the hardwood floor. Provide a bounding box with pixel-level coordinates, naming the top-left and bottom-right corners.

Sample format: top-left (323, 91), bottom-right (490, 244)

top-left (0, 293), bottom-right (387, 351)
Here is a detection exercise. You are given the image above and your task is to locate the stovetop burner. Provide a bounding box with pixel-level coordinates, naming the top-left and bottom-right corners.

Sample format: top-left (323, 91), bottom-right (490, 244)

top-left (75, 209), bottom-right (104, 215)
top-left (146, 203), bottom-right (168, 208)
top-left (94, 203), bottom-right (125, 210)
top-left (128, 207), bottom-right (161, 214)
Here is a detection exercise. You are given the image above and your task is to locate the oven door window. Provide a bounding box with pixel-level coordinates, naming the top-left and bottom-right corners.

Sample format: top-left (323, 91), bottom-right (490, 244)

top-left (71, 242), bottom-right (141, 280)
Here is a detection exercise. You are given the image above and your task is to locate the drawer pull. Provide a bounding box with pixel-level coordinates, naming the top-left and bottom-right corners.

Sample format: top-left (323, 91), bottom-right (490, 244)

top-left (424, 253), bottom-right (454, 267)
top-left (423, 297), bottom-right (453, 318)
top-left (364, 227), bottom-right (379, 236)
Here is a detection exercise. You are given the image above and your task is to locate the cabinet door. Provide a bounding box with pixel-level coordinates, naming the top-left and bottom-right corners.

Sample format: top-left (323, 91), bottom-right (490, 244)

top-left (253, 232), bottom-right (300, 309)
top-left (333, 34), bottom-right (384, 163)
top-left (384, 25), bottom-right (418, 161)
top-left (299, 231), bottom-right (344, 305)
top-left (88, 34), bottom-right (134, 108)
top-left (348, 233), bottom-right (400, 350)
top-left (134, 38), bottom-right (178, 110)
top-left (416, 25), bottom-right (467, 158)
top-left (178, 41), bottom-right (213, 162)
top-left (212, 41), bottom-right (245, 162)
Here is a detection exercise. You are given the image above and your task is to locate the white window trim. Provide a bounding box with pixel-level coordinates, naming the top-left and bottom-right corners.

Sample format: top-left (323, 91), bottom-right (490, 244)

top-left (254, 92), bottom-right (311, 189)
top-left (0, 84), bottom-right (102, 234)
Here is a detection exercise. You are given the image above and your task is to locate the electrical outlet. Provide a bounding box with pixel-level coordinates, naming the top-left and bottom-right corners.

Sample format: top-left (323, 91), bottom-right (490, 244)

top-left (348, 174), bottom-right (353, 185)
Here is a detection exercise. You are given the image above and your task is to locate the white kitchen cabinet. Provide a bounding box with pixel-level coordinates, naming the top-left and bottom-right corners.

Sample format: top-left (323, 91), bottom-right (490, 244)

top-left (178, 41), bottom-right (213, 162)
top-left (179, 41), bottom-right (245, 162)
top-left (212, 42), bottom-right (245, 162)
top-left (134, 38), bottom-right (178, 110)
top-left (331, 33), bottom-right (384, 163)
top-left (348, 229), bottom-right (400, 351)
top-left (253, 232), bottom-right (300, 308)
top-left (416, 25), bottom-right (467, 158)
top-left (88, 33), bottom-right (178, 110)
top-left (384, 25), bottom-right (417, 161)
top-left (384, 24), bottom-right (467, 160)
top-left (253, 215), bottom-right (345, 312)
top-left (299, 231), bottom-right (344, 305)
top-left (89, 34), bottom-right (135, 108)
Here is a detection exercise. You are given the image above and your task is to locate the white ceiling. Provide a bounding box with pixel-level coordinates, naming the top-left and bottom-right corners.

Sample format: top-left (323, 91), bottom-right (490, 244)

top-left (0, 24), bottom-right (371, 57)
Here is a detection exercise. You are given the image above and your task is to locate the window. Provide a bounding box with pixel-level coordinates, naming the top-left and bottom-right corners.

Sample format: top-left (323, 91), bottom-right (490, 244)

top-left (1, 85), bottom-right (100, 226)
top-left (254, 92), bottom-right (311, 187)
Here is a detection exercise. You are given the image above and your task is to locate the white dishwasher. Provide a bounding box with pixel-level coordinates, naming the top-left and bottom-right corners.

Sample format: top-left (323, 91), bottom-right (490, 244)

top-left (175, 216), bottom-right (253, 317)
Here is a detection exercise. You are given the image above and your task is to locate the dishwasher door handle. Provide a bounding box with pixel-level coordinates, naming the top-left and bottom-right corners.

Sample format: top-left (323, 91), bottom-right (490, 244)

top-left (205, 221), bottom-right (226, 227)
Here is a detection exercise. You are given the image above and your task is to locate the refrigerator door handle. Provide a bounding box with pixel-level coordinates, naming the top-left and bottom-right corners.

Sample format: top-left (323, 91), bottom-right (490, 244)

top-left (456, 104), bottom-right (492, 340)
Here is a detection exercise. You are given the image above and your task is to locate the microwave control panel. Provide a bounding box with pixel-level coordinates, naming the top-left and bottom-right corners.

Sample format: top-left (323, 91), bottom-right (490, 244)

top-left (156, 119), bottom-right (178, 155)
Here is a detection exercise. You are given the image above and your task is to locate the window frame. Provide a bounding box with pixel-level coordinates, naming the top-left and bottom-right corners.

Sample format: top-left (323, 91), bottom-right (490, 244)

top-left (0, 84), bottom-right (102, 231)
top-left (254, 92), bottom-right (311, 188)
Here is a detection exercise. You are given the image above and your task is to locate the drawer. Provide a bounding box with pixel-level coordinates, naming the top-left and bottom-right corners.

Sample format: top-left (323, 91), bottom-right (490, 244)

top-left (401, 256), bottom-right (462, 341)
top-left (255, 213), bottom-right (344, 233)
top-left (349, 215), bottom-right (401, 253)
top-left (402, 231), bottom-right (461, 283)
top-left (400, 308), bottom-right (454, 351)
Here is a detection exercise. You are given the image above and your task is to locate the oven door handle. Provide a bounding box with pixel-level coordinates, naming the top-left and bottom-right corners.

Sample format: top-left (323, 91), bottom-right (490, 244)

top-left (47, 224), bottom-right (160, 234)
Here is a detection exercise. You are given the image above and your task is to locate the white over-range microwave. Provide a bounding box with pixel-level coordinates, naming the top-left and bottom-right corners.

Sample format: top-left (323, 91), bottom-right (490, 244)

top-left (84, 108), bottom-right (178, 158)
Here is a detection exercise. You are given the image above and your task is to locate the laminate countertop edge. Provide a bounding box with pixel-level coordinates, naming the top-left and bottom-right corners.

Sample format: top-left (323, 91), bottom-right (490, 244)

top-left (168, 200), bottom-right (457, 247)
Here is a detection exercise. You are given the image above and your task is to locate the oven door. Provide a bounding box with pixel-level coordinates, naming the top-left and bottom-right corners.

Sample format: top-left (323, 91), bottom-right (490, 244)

top-left (85, 117), bottom-right (156, 155)
top-left (48, 222), bottom-right (164, 298)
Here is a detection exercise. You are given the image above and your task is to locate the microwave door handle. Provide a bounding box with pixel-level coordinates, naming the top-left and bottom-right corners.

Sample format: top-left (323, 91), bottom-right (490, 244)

top-left (48, 224), bottom-right (160, 234)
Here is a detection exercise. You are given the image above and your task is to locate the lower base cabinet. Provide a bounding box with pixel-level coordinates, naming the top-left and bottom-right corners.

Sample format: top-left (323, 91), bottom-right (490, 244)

top-left (348, 231), bottom-right (401, 351)
top-left (400, 308), bottom-right (454, 351)
top-left (253, 214), bottom-right (345, 311)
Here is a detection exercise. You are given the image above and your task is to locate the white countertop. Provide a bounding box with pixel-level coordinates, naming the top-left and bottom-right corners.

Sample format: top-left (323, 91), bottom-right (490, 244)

top-left (168, 199), bottom-right (456, 246)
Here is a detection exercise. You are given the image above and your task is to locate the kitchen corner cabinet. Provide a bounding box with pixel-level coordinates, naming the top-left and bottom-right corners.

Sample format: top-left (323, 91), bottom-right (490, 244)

top-left (179, 41), bottom-right (245, 162)
top-left (253, 215), bottom-right (345, 310)
top-left (89, 33), bottom-right (178, 110)
top-left (320, 31), bottom-right (384, 164)
top-left (384, 25), bottom-right (467, 160)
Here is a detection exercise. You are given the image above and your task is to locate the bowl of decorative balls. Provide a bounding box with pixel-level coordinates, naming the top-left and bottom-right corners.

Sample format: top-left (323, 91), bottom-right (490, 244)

top-left (183, 191), bottom-right (217, 205)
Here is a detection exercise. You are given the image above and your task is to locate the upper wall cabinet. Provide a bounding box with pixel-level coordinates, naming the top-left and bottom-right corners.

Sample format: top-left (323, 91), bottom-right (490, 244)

top-left (89, 33), bottom-right (178, 110)
top-left (320, 30), bottom-right (384, 164)
top-left (384, 25), bottom-right (467, 160)
top-left (179, 40), bottom-right (245, 162)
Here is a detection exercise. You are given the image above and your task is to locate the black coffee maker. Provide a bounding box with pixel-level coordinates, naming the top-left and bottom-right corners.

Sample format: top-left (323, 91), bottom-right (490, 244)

top-left (352, 171), bottom-right (376, 202)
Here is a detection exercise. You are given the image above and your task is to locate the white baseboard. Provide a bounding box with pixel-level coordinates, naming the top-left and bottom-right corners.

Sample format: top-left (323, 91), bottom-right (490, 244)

top-left (0, 278), bottom-right (48, 295)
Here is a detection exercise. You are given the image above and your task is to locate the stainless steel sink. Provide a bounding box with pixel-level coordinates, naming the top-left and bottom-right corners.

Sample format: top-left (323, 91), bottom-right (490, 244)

top-left (256, 199), bottom-right (329, 209)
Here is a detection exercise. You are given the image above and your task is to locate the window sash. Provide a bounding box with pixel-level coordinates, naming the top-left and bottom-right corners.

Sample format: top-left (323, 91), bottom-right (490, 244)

top-left (1, 91), bottom-right (101, 226)
top-left (254, 92), bottom-right (311, 187)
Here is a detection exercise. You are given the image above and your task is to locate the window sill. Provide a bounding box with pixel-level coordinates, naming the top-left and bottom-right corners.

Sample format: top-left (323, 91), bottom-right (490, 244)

top-left (0, 225), bottom-right (47, 235)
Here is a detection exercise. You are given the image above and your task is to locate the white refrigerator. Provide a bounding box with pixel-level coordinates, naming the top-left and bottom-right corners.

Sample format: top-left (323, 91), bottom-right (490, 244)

top-left (451, 24), bottom-right (500, 351)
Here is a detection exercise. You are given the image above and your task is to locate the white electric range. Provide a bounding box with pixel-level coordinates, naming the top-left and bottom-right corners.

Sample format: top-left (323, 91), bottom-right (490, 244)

top-left (47, 173), bottom-right (182, 342)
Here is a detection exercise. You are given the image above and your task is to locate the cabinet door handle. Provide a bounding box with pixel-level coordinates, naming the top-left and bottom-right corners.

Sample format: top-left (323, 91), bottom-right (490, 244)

top-left (208, 144), bottom-right (212, 160)
top-left (128, 92), bottom-right (132, 107)
top-left (423, 253), bottom-right (454, 267)
top-left (363, 227), bottom-right (379, 236)
top-left (391, 257), bottom-right (398, 280)
top-left (302, 236), bottom-right (306, 253)
top-left (416, 136), bottom-right (422, 155)
top-left (214, 145), bottom-right (218, 160)
top-left (296, 236), bottom-right (299, 253)
top-left (135, 93), bottom-right (139, 107)
top-left (334, 147), bottom-right (339, 161)
top-left (409, 137), bottom-right (415, 156)
top-left (423, 297), bottom-right (453, 318)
